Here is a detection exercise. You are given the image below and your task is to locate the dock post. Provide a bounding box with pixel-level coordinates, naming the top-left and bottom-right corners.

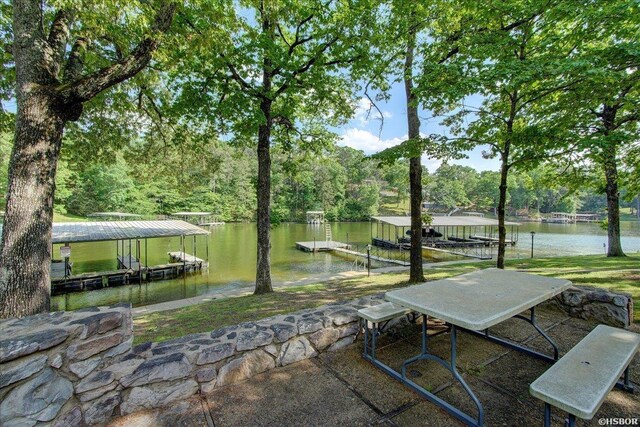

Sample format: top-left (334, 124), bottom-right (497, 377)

top-left (182, 235), bottom-right (186, 273)
top-left (313, 237), bottom-right (316, 253)
top-left (193, 235), bottom-right (197, 268)
top-left (137, 239), bottom-right (142, 284)
top-left (206, 238), bottom-right (209, 263)
top-left (367, 245), bottom-right (371, 277)
top-left (145, 238), bottom-right (148, 277)
top-left (128, 239), bottom-right (132, 268)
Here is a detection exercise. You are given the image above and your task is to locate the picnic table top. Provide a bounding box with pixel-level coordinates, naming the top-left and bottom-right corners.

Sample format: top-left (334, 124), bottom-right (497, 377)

top-left (385, 268), bottom-right (572, 331)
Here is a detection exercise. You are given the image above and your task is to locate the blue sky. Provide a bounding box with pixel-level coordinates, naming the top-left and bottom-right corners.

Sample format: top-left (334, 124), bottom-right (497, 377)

top-left (337, 82), bottom-right (501, 172)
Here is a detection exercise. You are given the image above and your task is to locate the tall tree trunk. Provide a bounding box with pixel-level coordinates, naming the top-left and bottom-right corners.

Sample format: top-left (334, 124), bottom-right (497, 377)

top-left (599, 105), bottom-right (625, 257)
top-left (496, 156), bottom-right (509, 269)
top-left (255, 98), bottom-right (273, 294)
top-left (602, 144), bottom-right (625, 257)
top-left (0, 93), bottom-right (64, 318)
top-left (404, 15), bottom-right (424, 283)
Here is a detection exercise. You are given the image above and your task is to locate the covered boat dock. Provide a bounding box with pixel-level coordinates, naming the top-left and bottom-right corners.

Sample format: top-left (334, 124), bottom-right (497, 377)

top-left (171, 212), bottom-right (224, 226)
top-left (87, 212), bottom-right (142, 220)
top-left (370, 216), bottom-right (519, 259)
top-left (50, 220), bottom-right (210, 293)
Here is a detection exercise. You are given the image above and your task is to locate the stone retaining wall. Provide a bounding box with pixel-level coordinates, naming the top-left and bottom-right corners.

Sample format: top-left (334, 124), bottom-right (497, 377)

top-left (0, 304), bottom-right (133, 426)
top-left (0, 285), bottom-right (633, 426)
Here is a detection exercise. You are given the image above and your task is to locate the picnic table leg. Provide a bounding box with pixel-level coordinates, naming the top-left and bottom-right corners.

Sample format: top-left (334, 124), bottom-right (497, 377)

top-left (543, 403), bottom-right (551, 427)
top-left (615, 366), bottom-right (635, 392)
top-left (565, 414), bottom-right (576, 427)
top-left (397, 320), bottom-right (484, 426)
top-left (466, 306), bottom-right (559, 362)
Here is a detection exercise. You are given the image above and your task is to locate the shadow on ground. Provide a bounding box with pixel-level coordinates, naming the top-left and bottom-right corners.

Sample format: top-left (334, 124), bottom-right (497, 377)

top-left (108, 307), bottom-right (639, 427)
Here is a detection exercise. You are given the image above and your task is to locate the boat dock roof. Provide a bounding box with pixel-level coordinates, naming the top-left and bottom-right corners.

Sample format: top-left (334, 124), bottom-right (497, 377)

top-left (87, 212), bottom-right (142, 218)
top-left (371, 216), bottom-right (520, 227)
top-left (51, 220), bottom-right (209, 244)
top-left (172, 212), bottom-right (213, 216)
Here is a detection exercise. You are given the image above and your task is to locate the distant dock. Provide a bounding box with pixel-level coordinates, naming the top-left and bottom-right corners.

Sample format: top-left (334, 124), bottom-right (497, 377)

top-left (295, 241), bottom-right (351, 252)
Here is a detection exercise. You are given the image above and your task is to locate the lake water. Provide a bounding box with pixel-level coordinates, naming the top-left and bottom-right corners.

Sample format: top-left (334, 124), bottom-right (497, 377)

top-left (51, 221), bottom-right (640, 311)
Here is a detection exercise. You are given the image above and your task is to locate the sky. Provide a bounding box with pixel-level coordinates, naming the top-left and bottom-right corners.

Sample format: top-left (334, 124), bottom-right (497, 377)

top-left (337, 81), bottom-right (501, 173)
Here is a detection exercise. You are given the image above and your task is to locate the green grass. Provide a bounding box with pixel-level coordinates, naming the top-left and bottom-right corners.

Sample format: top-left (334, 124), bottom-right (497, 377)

top-left (133, 254), bottom-right (639, 344)
top-left (53, 212), bottom-right (87, 222)
top-left (620, 208), bottom-right (639, 221)
top-left (378, 194), bottom-right (411, 215)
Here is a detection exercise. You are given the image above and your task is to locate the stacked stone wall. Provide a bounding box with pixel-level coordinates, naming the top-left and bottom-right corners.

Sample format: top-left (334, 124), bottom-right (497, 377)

top-left (0, 295), bottom-right (392, 426)
top-left (548, 286), bottom-right (633, 328)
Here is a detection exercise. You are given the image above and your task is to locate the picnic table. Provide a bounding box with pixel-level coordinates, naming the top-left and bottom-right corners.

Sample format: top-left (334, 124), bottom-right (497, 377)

top-left (377, 268), bottom-right (572, 427)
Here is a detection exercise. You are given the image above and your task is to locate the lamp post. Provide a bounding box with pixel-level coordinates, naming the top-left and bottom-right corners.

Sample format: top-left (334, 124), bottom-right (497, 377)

top-left (530, 231), bottom-right (536, 258)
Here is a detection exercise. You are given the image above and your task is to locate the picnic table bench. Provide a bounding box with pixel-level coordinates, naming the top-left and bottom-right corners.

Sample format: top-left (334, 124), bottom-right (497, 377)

top-left (530, 324), bottom-right (639, 427)
top-left (358, 302), bottom-right (413, 359)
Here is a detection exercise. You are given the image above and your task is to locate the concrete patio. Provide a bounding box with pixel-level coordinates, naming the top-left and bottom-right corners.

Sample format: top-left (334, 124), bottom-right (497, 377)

top-left (108, 306), bottom-right (640, 426)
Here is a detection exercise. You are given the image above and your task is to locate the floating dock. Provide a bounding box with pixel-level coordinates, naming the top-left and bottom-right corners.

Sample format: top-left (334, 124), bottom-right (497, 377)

top-left (295, 241), bottom-right (351, 252)
top-left (469, 235), bottom-right (515, 245)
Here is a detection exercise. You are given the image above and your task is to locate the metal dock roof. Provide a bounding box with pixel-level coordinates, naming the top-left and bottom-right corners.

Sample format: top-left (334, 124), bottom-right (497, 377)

top-left (87, 212), bottom-right (142, 218)
top-left (371, 216), bottom-right (520, 227)
top-left (52, 220), bottom-right (209, 244)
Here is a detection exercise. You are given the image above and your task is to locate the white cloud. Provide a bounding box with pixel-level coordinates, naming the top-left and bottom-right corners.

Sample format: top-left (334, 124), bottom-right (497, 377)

top-left (353, 97), bottom-right (392, 125)
top-left (339, 128), bottom-right (444, 171)
top-left (339, 128), bottom-right (404, 154)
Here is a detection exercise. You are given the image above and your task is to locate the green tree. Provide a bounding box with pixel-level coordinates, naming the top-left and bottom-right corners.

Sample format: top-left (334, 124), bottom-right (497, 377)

top-left (548, 0), bottom-right (639, 256)
top-left (0, 0), bottom-right (176, 317)
top-left (174, 0), bottom-right (371, 294)
top-left (421, 0), bottom-right (584, 268)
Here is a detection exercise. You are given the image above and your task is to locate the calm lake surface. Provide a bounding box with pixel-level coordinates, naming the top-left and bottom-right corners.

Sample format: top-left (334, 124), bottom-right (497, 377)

top-left (51, 221), bottom-right (640, 311)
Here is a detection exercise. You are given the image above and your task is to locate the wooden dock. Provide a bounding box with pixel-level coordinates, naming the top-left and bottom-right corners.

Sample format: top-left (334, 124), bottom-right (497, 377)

top-left (50, 261), bottom-right (73, 279)
top-left (332, 247), bottom-right (410, 266)
top-left (295, 241), bottom-right (351, 252)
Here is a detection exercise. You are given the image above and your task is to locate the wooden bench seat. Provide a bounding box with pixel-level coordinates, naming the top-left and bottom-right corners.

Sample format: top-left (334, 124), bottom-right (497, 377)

top-left (530, 324), bottom-right (640, 426)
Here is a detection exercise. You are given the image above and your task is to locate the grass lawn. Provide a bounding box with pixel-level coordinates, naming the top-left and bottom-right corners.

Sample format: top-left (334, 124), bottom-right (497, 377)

top-left (378, 194), bottom-right (410, 215)
top-left (53, 212), bottom-right (87, 222)
top-left (133, 254), bottom-right (639, 344)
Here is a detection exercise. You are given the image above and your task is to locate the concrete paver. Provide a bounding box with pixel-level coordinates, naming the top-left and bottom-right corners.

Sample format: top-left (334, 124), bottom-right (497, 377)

top-left (205, 359), bottom-right (379, 427)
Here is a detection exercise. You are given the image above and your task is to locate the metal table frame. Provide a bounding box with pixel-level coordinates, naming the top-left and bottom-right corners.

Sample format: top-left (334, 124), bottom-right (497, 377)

top-left (362, 303), bottom-right (563, 426)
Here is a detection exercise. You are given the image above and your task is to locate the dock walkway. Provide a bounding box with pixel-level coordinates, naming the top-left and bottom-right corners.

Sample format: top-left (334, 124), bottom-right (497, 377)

top-left (333, 247), bottom-right (410, 266)
top-left (50, 261), bottom-right (73, 279)
top-left (422, 245), bottom-right (492, 260)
